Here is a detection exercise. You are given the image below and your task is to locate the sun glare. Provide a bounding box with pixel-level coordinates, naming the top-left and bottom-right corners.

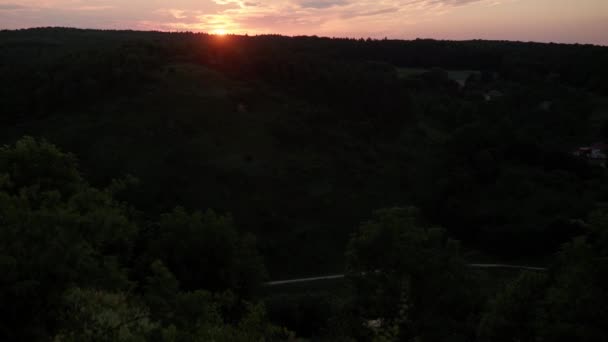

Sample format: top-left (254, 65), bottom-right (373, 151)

top-left (212, 29), bottom-right (228, 36)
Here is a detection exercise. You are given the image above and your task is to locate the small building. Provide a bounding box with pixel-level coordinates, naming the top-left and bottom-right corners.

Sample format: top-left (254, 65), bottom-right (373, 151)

top-left (484, 90), bottom-right (504, 102)
top-left (573, 142), bottom-right (608, 167)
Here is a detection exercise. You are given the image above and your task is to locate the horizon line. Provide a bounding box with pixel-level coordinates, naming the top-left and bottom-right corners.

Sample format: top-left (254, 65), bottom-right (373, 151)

top-left (2, 26), bottom-right (606, 48)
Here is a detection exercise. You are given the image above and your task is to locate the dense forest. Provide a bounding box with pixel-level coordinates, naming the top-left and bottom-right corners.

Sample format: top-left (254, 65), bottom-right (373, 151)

top-left (1, 28), bottom-right (608, 341)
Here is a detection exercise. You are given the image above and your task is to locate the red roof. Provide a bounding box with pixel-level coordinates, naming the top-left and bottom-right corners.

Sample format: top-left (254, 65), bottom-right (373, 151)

top-left (591, 142), bottom-right (608, 150)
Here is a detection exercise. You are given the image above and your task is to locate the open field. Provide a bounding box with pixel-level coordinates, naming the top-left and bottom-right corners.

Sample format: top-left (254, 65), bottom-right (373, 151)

top-left (397, 67), bottom-right (480, 85)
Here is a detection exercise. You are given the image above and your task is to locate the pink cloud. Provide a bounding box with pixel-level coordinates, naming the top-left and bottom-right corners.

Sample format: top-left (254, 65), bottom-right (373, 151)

top-left (0, 0), bottom-right (606, 45)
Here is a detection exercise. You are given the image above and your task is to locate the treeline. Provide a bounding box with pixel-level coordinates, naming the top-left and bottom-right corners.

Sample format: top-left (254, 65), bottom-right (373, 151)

top-left (2, 28), bottom-right (607, 122)
top-left (203, 34), bottom-right (608, 93)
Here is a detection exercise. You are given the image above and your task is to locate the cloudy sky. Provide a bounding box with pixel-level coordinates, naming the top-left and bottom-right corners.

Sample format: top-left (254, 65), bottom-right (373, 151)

top-left (1, 0), bottom-right (607, 44)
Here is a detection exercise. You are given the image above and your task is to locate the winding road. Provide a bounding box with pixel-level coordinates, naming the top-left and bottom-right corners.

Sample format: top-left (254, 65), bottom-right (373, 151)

top-left (265, 263), bottom-right (547, 286)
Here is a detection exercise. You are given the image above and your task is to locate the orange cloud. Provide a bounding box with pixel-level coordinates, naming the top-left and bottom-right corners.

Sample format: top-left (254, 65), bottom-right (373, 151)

top-left (1, 0), bottom-right (606, 44)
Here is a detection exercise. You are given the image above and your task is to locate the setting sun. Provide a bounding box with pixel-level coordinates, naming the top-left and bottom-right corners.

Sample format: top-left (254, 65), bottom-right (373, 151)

top-left (212, 29), bottom-right (228, 36)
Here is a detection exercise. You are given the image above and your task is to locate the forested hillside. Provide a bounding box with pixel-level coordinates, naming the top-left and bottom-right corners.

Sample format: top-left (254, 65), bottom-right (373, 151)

top-left (1, 28), bottom-right (608, 341)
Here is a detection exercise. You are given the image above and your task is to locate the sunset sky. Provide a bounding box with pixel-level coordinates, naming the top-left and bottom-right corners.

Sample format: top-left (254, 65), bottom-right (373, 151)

top-left (1, 0), bottom-right (607, 45)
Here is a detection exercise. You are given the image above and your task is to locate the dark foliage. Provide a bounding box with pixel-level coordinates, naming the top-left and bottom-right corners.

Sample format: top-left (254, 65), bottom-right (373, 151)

top-left (1, 28), bottom-right (608, 340)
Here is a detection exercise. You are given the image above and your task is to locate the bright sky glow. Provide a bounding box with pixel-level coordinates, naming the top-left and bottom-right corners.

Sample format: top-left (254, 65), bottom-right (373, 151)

top-left (1, 0), bottom-right (607, 44)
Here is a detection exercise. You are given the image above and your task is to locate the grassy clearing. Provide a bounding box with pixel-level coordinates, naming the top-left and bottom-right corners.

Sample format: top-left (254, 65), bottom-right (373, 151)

top-left (397, 67), bottom-right (479, 85)
top-left (397, 67), bottom-right (429, 78)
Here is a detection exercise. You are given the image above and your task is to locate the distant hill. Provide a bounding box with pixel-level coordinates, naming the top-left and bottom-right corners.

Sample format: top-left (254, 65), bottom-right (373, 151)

top-left (2, 28), bottom-right (608, 276)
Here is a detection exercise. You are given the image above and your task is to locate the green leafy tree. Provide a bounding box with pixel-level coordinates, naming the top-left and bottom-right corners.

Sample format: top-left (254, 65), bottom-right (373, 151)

top-left (55, 286), bottom-right (292, 342)
top-left (0, 136), bottom-right (82, 195)
top-left (477, 271), bottom-right (548, 342)
top-left (147, 208), bottom-right (266, 296)
top-left (538, 209), bottom-right (608, 342)
top-left (0, 137), bottom-right (285, 341)
top-left (141, 260), bottom-right (291, 342)
top-left (346, 207), bottom-right (480, 342)
top-left (54, 288), bottom-right (157, 342)
top-left (480, 208), bottom-right (608, 342)
top-left (0, 137), bottom-right (137, 340)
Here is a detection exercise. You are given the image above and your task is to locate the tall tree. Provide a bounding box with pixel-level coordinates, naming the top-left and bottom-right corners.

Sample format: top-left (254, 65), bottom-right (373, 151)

top-left (346, 207), bottom-right (480, 341)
